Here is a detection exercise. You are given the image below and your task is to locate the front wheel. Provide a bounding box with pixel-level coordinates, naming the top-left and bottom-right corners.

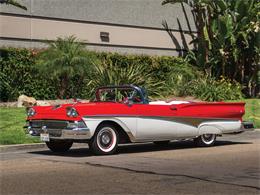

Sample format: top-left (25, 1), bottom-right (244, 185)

top-left (46, 140), bottom-right (73, 152)
top-left (89, 124), bottom-right (119, 155)
top-left (194, 134), bottom-right (216, 147)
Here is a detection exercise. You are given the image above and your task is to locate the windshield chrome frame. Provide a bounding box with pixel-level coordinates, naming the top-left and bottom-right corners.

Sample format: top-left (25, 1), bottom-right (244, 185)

top-left (94, 85), bottom-right (149, 104)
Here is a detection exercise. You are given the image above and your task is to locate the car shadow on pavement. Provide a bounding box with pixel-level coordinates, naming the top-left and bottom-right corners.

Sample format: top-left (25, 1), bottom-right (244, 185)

top-left (28, 140), bottom-right (252, 157)
top-left (117, 140), bottom-right (252, 155)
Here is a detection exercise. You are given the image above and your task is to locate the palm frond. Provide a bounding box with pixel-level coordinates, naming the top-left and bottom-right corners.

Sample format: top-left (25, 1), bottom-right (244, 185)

top-left (89, 61), bottom-right (165, 97)
top-left (36, 36), bottom-right (95, 98)
top-left (0, 0), bottom-right (27, 10)
top-left (162, 0), bottom-right (188, 6)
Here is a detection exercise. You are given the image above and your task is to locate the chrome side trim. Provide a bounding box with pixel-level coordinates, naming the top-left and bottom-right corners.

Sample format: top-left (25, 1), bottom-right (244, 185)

top-left (84, 115), bottom-right (238, 127)
top-left (126, 131), bottom-right (136, 142)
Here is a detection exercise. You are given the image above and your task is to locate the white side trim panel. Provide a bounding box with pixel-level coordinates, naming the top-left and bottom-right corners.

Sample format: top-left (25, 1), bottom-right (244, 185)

top-left (83, 116), bottom-right (243, 142)
top-left (136, 118), bottom-right (198, 140)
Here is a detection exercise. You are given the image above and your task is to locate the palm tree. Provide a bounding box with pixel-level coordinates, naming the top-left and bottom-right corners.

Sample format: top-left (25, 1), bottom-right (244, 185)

top-left (38, 36), bottom-right (95, 99)
top-left (0, 0), bottom-right (27, 10)
top-left (162, 0), bottom-right (260, 97)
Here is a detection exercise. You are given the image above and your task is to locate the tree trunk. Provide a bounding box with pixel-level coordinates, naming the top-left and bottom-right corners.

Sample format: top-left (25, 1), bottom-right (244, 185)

top-left (58, 74), bottom-right (68, 99)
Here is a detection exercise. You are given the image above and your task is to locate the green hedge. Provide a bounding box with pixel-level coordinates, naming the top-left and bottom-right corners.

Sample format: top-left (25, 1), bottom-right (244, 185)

top-left (95, 52), bottom-right (201, 97)
top-left (0, 47), bottom-right (243, 101)
top-left (0, 48), bottom-right (56, 101)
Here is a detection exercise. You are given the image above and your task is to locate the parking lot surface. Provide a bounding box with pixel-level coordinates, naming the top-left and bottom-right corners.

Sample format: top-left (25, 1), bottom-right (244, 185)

top-left (1, 131), bottom-right (260, 195)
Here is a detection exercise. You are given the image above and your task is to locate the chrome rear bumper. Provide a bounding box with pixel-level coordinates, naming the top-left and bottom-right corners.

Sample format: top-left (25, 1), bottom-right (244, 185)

top-left (242, 121), bottom-right (255, 131)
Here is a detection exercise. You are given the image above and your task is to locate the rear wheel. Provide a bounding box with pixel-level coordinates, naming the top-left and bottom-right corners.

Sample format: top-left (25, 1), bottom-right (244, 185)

top-left (89, 124), bottom-right (119, 155)
top-left (46, 140), bottom-right (73, 152)
top-left (194, 134), bottom-right (216, 147)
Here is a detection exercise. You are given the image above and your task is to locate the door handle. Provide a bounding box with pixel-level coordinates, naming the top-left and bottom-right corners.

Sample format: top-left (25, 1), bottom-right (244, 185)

top-left (170, 106), bottom-right (177, 111)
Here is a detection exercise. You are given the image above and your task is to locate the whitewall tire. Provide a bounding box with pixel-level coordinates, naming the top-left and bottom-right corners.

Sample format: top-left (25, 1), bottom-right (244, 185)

top-left (194, 134), bottom-right (216, 147)
top-left (90, 124), bottom-right (119, 155)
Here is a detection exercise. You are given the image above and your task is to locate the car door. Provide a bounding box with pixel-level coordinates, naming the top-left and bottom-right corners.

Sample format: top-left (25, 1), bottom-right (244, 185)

top-left (115, 103), bottom-right (138, 138)
top-left (97, 103), bottom-right (138, 139)
top-left (135, 104), bottom-right (180, 140)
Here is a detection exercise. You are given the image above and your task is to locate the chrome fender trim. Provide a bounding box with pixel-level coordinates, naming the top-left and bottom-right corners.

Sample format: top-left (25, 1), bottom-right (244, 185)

top-left (83, 116), bottom-right (137, 142)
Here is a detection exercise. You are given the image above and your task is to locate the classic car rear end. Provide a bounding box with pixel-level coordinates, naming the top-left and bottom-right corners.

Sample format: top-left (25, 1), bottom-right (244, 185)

top-left (25, 85), bottom-right (254, 155)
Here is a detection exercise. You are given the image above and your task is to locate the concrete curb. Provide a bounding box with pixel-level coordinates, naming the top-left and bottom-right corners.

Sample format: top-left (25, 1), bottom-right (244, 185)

top-left (0, 143), bottom-right (46, 153)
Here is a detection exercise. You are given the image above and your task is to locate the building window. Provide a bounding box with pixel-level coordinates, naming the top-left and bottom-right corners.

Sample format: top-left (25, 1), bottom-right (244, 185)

top-left (100, 32), bottom-right (110, 42)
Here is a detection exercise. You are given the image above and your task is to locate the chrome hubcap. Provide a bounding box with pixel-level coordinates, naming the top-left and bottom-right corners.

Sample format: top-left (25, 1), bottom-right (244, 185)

top-left (101, 134), bottom-right (111, 145)
top-left (203, 134), bottom-right (212, 140)
top-left (97, 127), bottom-right (117, 152)
top-left (201, 134), bottom-right (215, 144)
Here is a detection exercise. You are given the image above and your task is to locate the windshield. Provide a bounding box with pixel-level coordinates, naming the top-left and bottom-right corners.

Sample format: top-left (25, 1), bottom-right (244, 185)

top-left (94, 87), bottom-right (143, 103)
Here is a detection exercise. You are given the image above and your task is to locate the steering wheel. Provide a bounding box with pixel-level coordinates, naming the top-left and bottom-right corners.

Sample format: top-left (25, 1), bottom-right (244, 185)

top-left (133, 97), bottom-right (141, 103)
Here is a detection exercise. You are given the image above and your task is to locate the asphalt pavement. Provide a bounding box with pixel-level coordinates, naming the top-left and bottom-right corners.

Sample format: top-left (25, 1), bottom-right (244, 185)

top-left (0, 131), bottom-right (260, 195)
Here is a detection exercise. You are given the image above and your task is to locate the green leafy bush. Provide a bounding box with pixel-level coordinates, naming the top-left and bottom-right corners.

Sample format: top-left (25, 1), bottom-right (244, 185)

top-left (0, 46), bottom-right (244, 102)
top-left (0, 48), bottom-right (56, 101)
top-left (95, 53), bottom-right (201, 97)
top-left (37, 36), bottom-right (97, 99)
top-left (152, 57), bottom-right (201, 96)
top-left (89, 61), bottom-right (165, 97)
top-left (186, 76), bottom-right (243, 101)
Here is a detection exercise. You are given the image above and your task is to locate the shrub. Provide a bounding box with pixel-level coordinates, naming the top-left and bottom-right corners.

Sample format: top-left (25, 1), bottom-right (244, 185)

top-left (152, 57), bottom-right (201, 96)
top-left (37, 36), bottom-right (97, 99)
top-left (186, 76), bottom-right (243, 101)
top-left (89, 60), bottom-right (165, 97)
top-left (0, 48), bottom-right (56, 101)
top-left (95, 53), bottom-right (201, 97)
top-left (0, 46), bottom-right (244, 102)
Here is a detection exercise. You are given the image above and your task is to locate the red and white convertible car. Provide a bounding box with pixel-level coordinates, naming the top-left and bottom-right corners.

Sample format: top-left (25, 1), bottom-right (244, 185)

top-left (25, 85), bottom-right (254, 155)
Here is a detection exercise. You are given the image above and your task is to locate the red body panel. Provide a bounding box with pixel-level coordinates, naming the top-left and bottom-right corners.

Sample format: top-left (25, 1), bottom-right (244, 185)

top-left (28, 101), bottom-right (245, 121)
